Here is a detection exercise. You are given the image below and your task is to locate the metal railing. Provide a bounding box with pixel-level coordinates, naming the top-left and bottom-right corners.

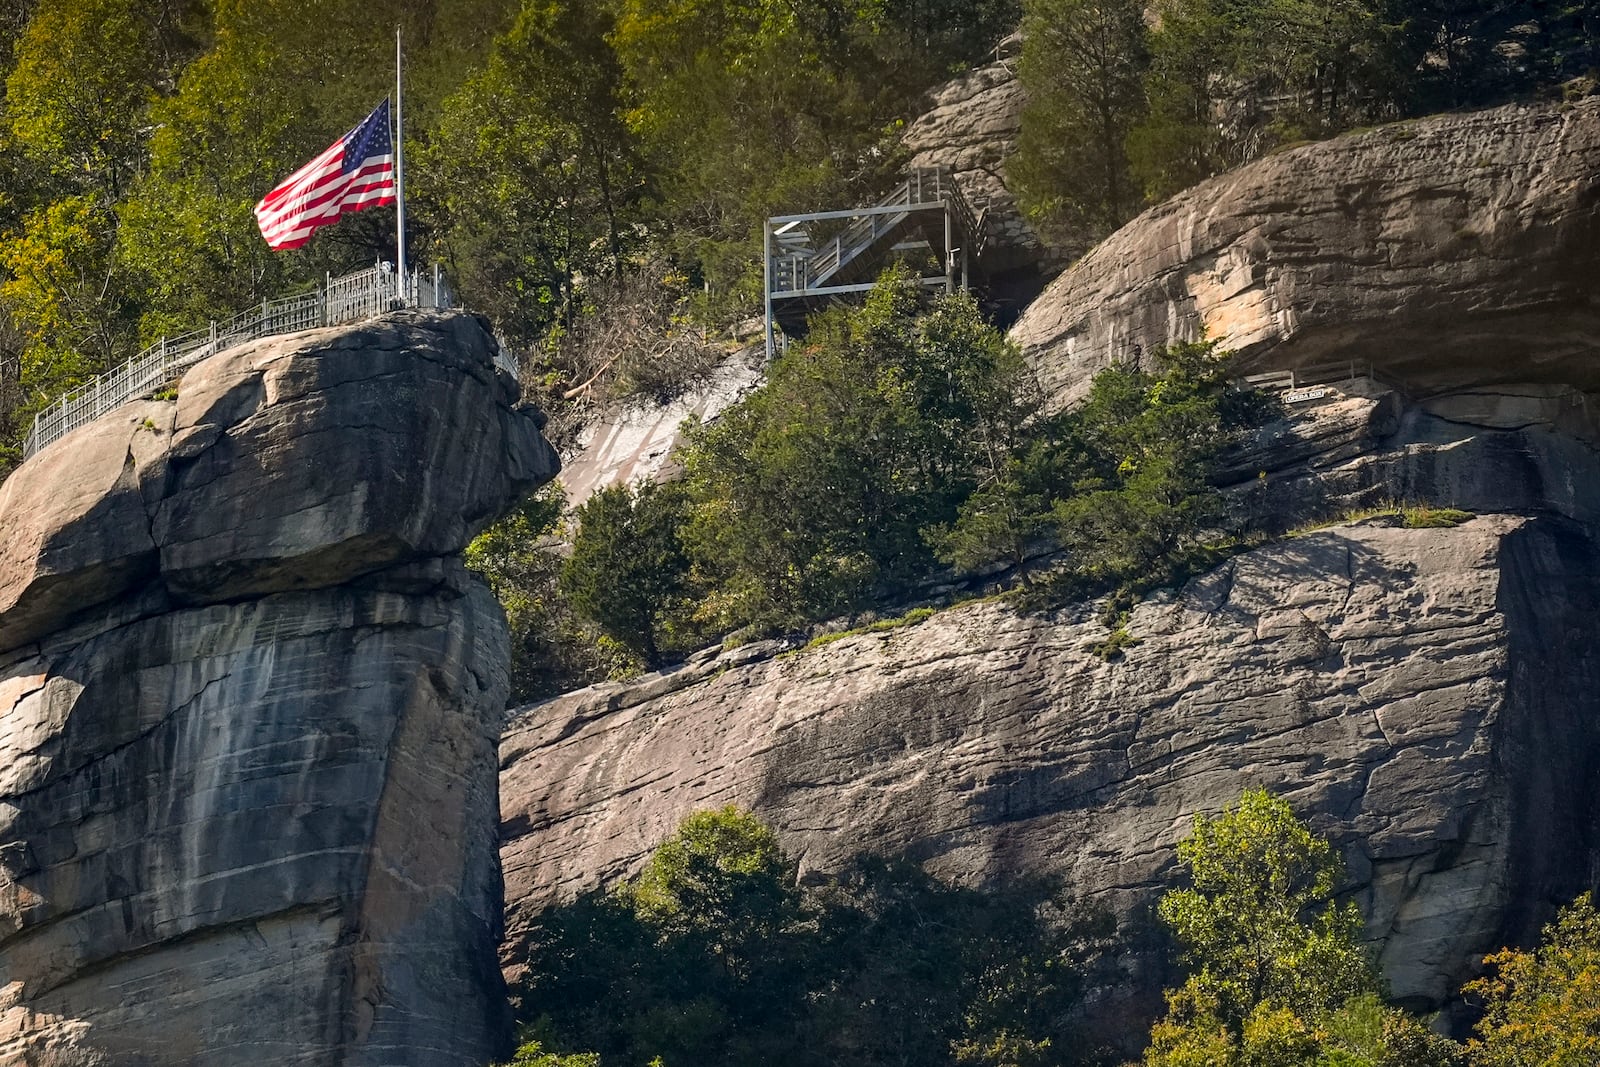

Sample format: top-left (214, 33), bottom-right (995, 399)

top-left (771, 167), bottom-right (988, 296)
top-left (22, 261), bottom-right (476, 461)
top-left (1242, 359), bottom-right (1376, 394)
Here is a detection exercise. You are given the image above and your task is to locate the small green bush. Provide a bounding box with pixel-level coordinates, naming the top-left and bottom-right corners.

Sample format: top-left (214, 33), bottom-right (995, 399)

top-left (561, 480), bottom-right (691, 666)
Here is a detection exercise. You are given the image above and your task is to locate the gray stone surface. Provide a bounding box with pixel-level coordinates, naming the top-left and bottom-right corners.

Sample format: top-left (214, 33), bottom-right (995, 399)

top-left (500, 514), bottom-right (1600, 1043)
top-left (557, 346), bottom-right (767, 507)
top-left (1230, 382), bottom-right (1600, 531)
top-left (0, 311), bottom-right (554, 1065)
top-left (903, 60), bottom-right (1060, 280)
top-left (1010, 97), bottom-right (1600, 409)
top-left (0, 311), bottom-right (555, 652)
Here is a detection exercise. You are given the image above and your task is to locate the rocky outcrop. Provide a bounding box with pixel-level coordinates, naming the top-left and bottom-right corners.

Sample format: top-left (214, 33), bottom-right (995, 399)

top-left (1227, 379), bottom-right (1600, 532)
top-left (904, 58), bottom-right (1060, 288)
top-left (1010, 97), bottom-right (1600, 408)
top-left (0, 311), bottom-right (556, 1066)
top-left (500, 511), bottom-right (1600, 1043)
top-left (557, 347), bottom-right (766, 508)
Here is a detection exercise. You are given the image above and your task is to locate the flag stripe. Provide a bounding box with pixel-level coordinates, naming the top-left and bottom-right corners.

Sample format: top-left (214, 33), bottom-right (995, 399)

top-left (258, 162), bottom-right (395, 240)
top-left (257, 160), bottom-right (395, 240)
top-left (253, 100), bottom-right (396, 251)
top-left (266, 191), bottom-right (396, 247)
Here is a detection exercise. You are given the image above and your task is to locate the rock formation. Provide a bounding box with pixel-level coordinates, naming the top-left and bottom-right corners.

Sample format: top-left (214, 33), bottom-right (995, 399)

top-left (1010, 96), bottom-right (1600, 408)
top-left (903, 56), bottom-right (1059, 291)
top-left (499, 93), bottom-right (1600, 1045)
top-left (557, 346), bottom-right (766, 509)
top-left (0, 311), bottom-right (556, 1066)
top-left (501, 504), bottom-right (1600, 1044)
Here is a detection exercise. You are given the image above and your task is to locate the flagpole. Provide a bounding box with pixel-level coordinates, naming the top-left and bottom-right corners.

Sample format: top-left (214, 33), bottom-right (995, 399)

top-left (394, 27), bottom-right (407, 305)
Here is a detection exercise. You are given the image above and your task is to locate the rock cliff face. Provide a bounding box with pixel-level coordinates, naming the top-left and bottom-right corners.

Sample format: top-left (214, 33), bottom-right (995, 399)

top-left (498, 91), bottom-right (1600, 1041)
top-left (0, 312), bottom-right (555, 1066)
top-left (556, 347), bottom-right (766, 508)
top-left (1010, 96), bottom-right (1600, 408)
top-left (500, 509), bottom-right (1600, 1042)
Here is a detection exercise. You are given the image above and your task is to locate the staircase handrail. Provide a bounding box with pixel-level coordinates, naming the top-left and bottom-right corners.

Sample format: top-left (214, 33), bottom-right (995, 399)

top-left (768, 166), bottom-right (989, 298)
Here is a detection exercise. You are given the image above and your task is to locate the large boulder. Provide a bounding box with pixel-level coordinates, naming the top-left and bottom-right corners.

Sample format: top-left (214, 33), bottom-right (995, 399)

top-left (0, 311), bottom-right (556, 1066)
top-left (1010, 97), bottom-right (1600, 408)
top-left (903, 57), bottom-right (1062, 289)
top-left (0, 311), bottom-right (553, 650)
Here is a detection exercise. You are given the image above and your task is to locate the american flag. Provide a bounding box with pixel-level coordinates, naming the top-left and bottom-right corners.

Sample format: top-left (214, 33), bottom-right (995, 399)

top-left (253, 100), bottom-right (396, 251)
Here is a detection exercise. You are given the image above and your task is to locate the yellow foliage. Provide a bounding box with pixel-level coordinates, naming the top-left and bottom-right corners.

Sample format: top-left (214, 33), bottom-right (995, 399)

top-left (1466, 895), bottom-right (1600, 1067)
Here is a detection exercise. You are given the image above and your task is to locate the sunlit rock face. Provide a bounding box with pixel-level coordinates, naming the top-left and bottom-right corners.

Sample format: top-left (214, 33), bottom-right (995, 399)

top-left (0, 310), bottom-right (557, 1066)
top-left (1011, 96), bottom-right (1600, 409)
top-left (500, 513), bottom-right (1600, 1047)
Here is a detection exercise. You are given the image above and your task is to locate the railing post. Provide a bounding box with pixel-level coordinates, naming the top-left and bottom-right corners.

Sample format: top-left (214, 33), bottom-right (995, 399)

top-left (210, 320), bottom-right (217, 354)
top-left (944, 205), bottom-right (954, 294)
top-left (763, 219), bottom-right (775, 360)
top-left (433, 262), bottom-right (441, 309)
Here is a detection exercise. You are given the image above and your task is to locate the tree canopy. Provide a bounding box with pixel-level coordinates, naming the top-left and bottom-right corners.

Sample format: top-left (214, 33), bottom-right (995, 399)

top-left (1143, 789), bottom-right (1464, 1067)
top-left (511, 806), bottom-right (1117, 1067)
top-left (1016, 0), bottom-right (1598, 246)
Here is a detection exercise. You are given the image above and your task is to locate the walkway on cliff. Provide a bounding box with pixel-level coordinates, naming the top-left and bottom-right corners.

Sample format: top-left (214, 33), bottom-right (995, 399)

top-left (22, 261), bottom-right (512, 462)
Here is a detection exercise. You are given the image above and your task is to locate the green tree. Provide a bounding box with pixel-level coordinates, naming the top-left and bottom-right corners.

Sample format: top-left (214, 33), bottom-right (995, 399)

top-left (0, 195), bottom-right (136, 429)
top-left (1144, 789), bottom-right (1462, 1067)
top-left (4, 0), bottom-right (195, 199)
top-left (562, 480), bottom-right (690, 664)
top-left (631, 807), bottom-right (800, 972)
top-left (1012, 0), bottom-right (1149, 251)
top-left (677, 269), bottom-right (1025, 634)
top-left (1466, 895), bottom-right (1600, 1067)
top-left (1128, 0), bottom-right (1402, 201)
top-left (1157, 789), bottom-right (1373, 1033)
top-left (1049, 342), bottom-right (1272, 594)
top-left (520, 807), bottom-right (812, 1067)
top-left (611, 0), bottom-right (1010, 310)
top-left (516, 807), bottom-right (1115, 1067)
top-left (419, 0), bottom-right (643, 343)
top-left (498, 1042), bottom-right (602, 1067)
top-left (464, 484), bottom-right (637, 702)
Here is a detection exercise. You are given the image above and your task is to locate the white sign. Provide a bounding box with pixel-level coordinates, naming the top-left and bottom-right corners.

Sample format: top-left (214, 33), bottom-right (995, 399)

top-left (1284, 387), bottom-right (1332, 404)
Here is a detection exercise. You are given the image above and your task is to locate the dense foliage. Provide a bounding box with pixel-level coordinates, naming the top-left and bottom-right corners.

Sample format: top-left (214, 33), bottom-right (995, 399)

top-left (1465, 895), bottom-right (1600, 1066)
top-left (543, 269), bottom-right (1274, 662)
top-left (508, 807), bottom-right (1117, 1067)
top-left (1015, 0), bottom-right (1599, 250)
top-left (502, 798), bottom-right (1600, 1066)
top-left (0, 0), bottom-right (1017, 471)
top-left (464, 485), bottom-right (639, 701)
top-left (1142, 789), bottom-right (1462, 1067)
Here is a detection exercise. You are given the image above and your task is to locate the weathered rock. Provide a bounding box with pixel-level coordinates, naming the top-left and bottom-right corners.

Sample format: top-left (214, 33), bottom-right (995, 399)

top-left (1010, 97), bottom-right (1600, 408)
top-left (904, 59), bottom-right (1061, 286)
top-left (0, 311), bottom-right (554, 652)
top-left (1228, 380), bottom-right (1600, 531)
top-left (557, 347), bottom-right (767, 508)
top-left (0, 311), bottom-right (555, 1065)
top-left (499, 514), bottom-right (1600, 1044)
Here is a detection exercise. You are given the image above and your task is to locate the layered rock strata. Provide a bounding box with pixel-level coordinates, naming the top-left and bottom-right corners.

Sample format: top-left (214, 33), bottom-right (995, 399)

top-left (500, 511), bottom-right (1600, 1043)
top-left (0, 311), bottom-right (555, 1066)
top-left (1010, 96), bottom-right (1600, 408)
